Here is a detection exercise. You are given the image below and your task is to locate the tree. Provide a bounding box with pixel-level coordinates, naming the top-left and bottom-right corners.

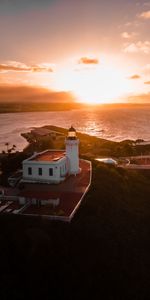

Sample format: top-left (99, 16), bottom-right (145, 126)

top-left (8, 149), bottom-right (12, 155)
top-left (5, 142), bottom-right (9, 152)
top-left (12, 145), bottom-right (17, 152)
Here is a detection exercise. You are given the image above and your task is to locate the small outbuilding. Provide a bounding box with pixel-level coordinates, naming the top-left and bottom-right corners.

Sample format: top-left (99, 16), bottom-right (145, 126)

top-left (96, 158), bottom-right (118, 165)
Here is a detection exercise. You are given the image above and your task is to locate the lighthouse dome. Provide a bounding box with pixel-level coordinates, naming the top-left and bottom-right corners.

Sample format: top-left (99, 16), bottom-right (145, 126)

top-left (68, 126), bottom-right (76, 132)
top-left (67, 126), bottom-right (77, 139)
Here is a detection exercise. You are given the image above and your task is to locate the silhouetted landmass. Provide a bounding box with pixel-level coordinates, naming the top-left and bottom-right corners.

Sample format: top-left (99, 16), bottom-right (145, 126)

top-left (0, 128), bottom-right (150, 299)
top-left (0, 102), bottom-right (85, 113)
top-left (0, 100), bottom-right (150, 114)
top-left (22, 125), bottom-right (150, 158)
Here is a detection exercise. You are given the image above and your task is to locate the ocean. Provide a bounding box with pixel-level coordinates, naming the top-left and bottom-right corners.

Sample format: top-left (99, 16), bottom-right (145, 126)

top-left (0, 105), bottom-right (150, 152)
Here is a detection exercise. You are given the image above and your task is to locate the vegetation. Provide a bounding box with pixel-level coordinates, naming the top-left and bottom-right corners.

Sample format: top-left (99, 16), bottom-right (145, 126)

top-left (22, 125), bottom-right (150, 158)
top-left (1, 125), bottom-right (150, 186)
top-left (0, 127), bottom-right (150, 299)
top-left (23, 135), bottom-right (54, 155)
top-left (0, 161), bottom-right (150, 299)
top-left (0, 152), bottom-right (28, 185)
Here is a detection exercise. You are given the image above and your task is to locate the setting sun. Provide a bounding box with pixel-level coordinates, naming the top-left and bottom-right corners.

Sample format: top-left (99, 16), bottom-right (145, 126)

top-left (72, 67), bottom-right (131, 104)
top-left (52, 60), bottom-right (131, 104)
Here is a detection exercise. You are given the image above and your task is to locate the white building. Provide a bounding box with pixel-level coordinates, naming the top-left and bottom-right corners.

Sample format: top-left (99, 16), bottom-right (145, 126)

top-left (22, 126), bottom-right (80, 184)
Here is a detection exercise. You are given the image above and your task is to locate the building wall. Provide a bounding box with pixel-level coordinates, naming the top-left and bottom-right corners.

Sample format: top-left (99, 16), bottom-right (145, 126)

top-left (19, 197), bottom-right (60, 207)
top-left (66, 139), bottom-right (80, 174)
top-left (22, 156), bottom-right (68, 183)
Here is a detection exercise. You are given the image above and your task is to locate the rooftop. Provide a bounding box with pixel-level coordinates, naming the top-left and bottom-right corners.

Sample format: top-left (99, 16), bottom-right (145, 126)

top-left (30, 150), bottom-right (66, 162)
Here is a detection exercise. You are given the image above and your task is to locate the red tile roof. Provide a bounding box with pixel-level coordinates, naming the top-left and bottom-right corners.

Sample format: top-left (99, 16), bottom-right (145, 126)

top-left (30, 150), bottom-right (66, 162)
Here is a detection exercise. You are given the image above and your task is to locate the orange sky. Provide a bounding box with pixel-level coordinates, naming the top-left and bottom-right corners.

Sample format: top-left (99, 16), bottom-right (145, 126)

top-left (0, 0), bottom-right (150, 103)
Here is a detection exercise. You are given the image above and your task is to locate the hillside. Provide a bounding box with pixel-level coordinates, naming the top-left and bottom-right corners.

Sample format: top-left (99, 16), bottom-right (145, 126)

top-left (0, 162), bottom-right (150, 299)
top-left (0, 128), bottom-right (150, 299)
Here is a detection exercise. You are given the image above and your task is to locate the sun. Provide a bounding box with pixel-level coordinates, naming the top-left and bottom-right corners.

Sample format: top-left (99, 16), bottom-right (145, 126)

top-left (52, 60), bottom-right (131, 104)
top-left (70, 66), bottom-right (130, 104)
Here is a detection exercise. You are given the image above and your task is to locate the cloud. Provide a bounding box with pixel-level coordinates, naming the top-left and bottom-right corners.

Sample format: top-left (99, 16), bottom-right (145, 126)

top-left (123, 41), bottom-right (150, 54)
top-left (138, 10), bottom-right (150, 19)
top-left (124, 21), bottom-right (140, 28)
top-left (31, 64), bottom-right (53, 72)
top-left (124, 22), bottom-right (132, 27)
top-left (128, 74), bottom-right (141, 79)
top-left (78, 57), bottom-right (99, 65)
top-left (143, 64), bottom-right (150, 72)
top-left (121, 32), bottom-right (132, 39)
top-left (144, 2), bottom-right (150, 7)
top-left (0, 61), bottom-right (54, 73)
top-left (0, 62), bottom-right (29, 72)
top-left (127, 93), bottom-right (150, 103)
top-left (123, 43), bottom-right (139, 53)
top-left (0, 85), bottom-right (75, 103)
top-left (140, 65), bottom-right (150, 83)
top-left (141, 64), bottom-right (150, 77)
top-left (121, 32), bottom-right (137, 39)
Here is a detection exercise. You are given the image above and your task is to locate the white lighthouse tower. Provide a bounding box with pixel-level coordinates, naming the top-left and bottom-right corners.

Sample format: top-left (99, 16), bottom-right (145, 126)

top-left (65, 126), bottom-right (80, 175)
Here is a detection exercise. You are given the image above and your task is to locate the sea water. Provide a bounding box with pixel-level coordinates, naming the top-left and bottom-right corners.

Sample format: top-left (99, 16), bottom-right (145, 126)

top-left (0, 105), bottom-right (150, 152)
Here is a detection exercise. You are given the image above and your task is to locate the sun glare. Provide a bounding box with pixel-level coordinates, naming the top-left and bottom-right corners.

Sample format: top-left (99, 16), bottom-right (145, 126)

top-left (52, 61), bottom-right (131, 104)
top-left (71, 67), bottom-right (130, 104)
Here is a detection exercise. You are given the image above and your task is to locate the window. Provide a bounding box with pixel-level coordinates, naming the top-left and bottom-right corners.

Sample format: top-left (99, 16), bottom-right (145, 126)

top-left (28, 167), bottom-right (32, 175)
top-left (38, 168), bottom-right (42, 176)
top-left (49, 168), bottom-right (53, 176)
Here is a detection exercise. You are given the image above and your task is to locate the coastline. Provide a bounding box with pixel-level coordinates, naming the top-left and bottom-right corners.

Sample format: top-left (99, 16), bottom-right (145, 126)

top-left (0, 102), bottom-right (84, 114)
top-left (20, 125), bottom-right (150, 160)
top-left (0, 102), bottom-right (150, 114)
top-left (0, 106), bottom-right (150, 153)
top-left (1, 123), bottom-right (150, 158)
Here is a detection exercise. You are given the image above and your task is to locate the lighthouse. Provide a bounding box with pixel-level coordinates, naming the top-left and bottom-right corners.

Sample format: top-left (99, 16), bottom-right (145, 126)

top-left (65, 126), bottom-right (80, 175)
